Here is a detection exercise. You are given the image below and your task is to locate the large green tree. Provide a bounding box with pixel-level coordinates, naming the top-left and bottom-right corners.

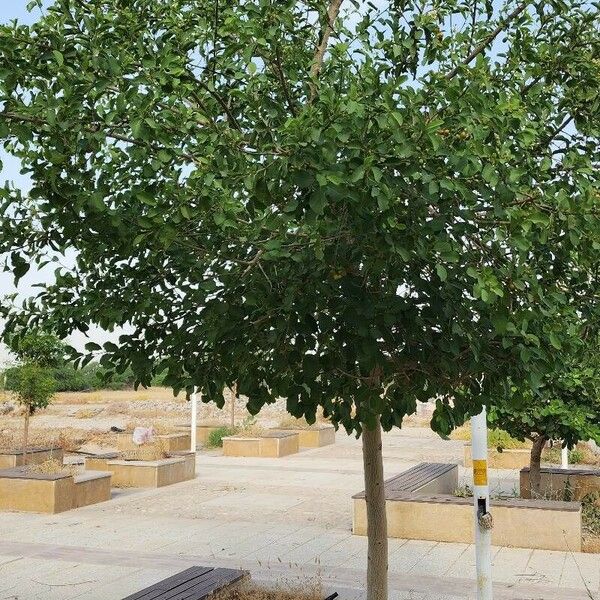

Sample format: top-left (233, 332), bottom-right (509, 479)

top-left (1, 2), bottom-right (600, 597)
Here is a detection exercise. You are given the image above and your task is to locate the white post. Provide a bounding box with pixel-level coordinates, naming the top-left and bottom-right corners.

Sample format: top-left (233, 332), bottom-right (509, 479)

top-left (190, 387), bottom-right (198, 453)
top-left (471, 407), bottom-right (493, 600)
top-left (561, 445), bottom-right (569, 469)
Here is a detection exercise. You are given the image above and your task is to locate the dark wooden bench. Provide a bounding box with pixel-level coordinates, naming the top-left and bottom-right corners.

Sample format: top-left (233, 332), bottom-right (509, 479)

top-left (353, 462), bottom-right (458, 500)
top-left (122, 566), bottom-right (247, 600)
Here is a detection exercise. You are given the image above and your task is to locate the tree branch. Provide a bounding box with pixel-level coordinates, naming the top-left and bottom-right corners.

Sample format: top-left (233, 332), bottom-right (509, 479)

top-left (309, 0), bottom-right (344, 103)
top-left (445, 2), bottom-right (529, 80)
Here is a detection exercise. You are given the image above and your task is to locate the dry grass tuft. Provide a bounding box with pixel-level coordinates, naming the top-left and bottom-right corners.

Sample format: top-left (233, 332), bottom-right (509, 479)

top-left (213, 581), bottom-right (323, 600)
top-left (121, 439), bottom-right (168, 461)
top-left (73, 407), bottom-right (103, 419)
top-left (277, 416), bottom-right (323, 431)
top-left (27, 459), bottom-right (78, 477)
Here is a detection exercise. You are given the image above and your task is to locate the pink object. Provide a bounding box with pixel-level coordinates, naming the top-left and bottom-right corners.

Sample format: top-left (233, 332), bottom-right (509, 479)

top-left (132, 426), bottom-right (156, 445)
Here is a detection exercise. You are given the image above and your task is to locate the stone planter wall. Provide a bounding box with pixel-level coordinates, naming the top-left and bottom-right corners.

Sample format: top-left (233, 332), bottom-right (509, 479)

top-left (86, 452), bottom-right (196, 488)
top-left (176, 423), bottom-right (226, 446)
top-left (352, 493), bottom-right (581, 552)
top-left (0, 447), bottom-right (64, 469)
top-left (116, 432), bottom-right (191, 453)
top-left (464, 443), bottom-right (531, 470)
top-left (272, 425), bottom-right (335, 448)
top-left (223, 431), bottom-right (299, 458)
top-left (520, 466), bottom-right (600, 501)
top-left (0, 468), bottom-right (111, 514)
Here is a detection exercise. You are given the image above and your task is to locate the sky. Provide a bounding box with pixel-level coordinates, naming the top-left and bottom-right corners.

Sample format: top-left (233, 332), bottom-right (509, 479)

top-left (0, 2), bottom-right (124, 366)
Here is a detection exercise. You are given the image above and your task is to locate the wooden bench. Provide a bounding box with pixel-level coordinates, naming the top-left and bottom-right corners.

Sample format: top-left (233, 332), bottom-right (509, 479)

top-left (353, 462), bottom-right (458, 499)
top-left (122, 567), bottom-right (338, 600)
top-left (122, 566), bottom-right (247, 600)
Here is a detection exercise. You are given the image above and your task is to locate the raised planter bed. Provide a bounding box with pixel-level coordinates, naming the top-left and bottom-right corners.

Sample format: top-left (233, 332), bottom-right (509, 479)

top-left (85, 451), bottom-right (195, 488)
top-left (520, 466), bottom-right (600, 500)
top-left (222, 431), bottom-right (299, 458)
top-left (464, 442), bottom-right (531, 470)
top-left (353, 463), bottom-right (582, 551)
top-left (272, 424), bottom-right (335, 448)
top-left (0, 447), bottom-right (64, 469)
top-left (176, 423), bottom-right (226, 446)
top-left (116, 432), bottom-right (191, 453)
top-left (0, 467), bottom-right (111, 514)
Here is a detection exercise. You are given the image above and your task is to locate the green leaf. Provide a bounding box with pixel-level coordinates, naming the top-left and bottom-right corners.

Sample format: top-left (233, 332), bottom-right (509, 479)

top-left (436, 264), bottom-right (447, 281)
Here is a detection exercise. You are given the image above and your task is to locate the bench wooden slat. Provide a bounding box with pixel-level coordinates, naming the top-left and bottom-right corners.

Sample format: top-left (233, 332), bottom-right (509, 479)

top-left (122, 567), bottom-right (214, 600)
top-left (122, 566), bottom-right (247, 600)
top-left (164, 569), bottom-right (247, 600)
top-left (353, 462), bottom-right (457, 498)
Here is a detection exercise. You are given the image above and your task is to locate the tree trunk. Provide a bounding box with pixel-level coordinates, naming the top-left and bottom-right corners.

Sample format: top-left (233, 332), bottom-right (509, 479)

top-left (22, 409), bottom-right (30, 466)
top-left (230, 383), bottom-right (236, 429)
top-left (362, 417), bottom-right (388, 600)
top-left (529, 435), bottom-right (547, 497)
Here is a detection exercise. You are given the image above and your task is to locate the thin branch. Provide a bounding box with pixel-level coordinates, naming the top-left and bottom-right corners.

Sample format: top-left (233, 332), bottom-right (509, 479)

top-left (309, 0), bottom-right (344, 103)
top-left (445, 2), bottom-right (529, 80)
top-left (274, 45), bottom-right (297, 116)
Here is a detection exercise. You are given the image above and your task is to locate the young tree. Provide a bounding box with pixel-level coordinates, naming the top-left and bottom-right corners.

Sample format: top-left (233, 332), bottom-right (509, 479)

top-left (490, 343), bottom-right (600, 496)
top-left (5, 330), bottom-right (61, 460)
top-left (11, 363), bottom-right (56, 462)
top-left (1, 2), bottom-right (600, 598)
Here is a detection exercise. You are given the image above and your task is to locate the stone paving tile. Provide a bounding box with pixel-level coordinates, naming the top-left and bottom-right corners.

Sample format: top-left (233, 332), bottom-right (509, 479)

top-left (388, 540), bottom-right (440, 573)
top-left (525, 549), bottom-right (567, 587)
top-left (559, 551), bottom-right (600, 591)
top-left (277, 531), bottom-right (353, 564)
top-left (311, 534), bottom-right (368, 568)
top-left (489, 547), bottom-right (534, 584)
top-left (406, 542), bottom-right (470, 578)
top-left (0, 558), bottom-right (81, 598)
top-left (441, 544), bottom-right (502, 580)
top-left (244, 525), bottom-right (328, 564)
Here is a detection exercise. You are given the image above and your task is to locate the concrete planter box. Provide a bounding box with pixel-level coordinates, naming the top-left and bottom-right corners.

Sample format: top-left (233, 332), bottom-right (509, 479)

top-left (0, 468), bottom-right (111, 514)
top-left (352, 493), bottom-right (581, 552)
top-left (272, 425), bottom-right (335, 448)
top-left (176, 423), bottom-right (226, 446)
top-left (0, 447), bottom-right (64, 469)
top-left (85, 452), bottom-right (195, 488)
top-left (520, 466), bottom-right (600, 500)
top-left (116, 432), bottom-right (191, 453)
top-left (464, 443), bottom-right (531, 470)
top-left (223, 431), bottom-right (299, 458)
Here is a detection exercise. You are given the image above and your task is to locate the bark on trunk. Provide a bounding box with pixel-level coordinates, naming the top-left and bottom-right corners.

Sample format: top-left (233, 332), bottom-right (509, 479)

top-left (230, 384), bottom-right (236, 429)
top-left (529, 435), bottom-right (547, 497)
top-left (362, 417), bottom-right (388, 600)
top-left (22, 409), bottom-right (30, 465)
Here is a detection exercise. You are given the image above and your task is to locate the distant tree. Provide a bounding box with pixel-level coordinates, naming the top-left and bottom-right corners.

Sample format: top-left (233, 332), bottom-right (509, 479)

top-left (5, 330), bottom-right (61, 459)
top-left (490, 340), bottom-right (600, 496)
top-left (7, 330), bottom-right (65, 368)
top-left (11, 363), bottom-right (56, 461)
top-left (1, 2), bottom-right (600, 598)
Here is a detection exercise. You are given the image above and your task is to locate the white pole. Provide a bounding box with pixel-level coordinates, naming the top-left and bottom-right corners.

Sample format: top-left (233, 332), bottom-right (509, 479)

top-left (471, 407), bottom-right (493, 600)
top-left (190, 387), bottom-right (198, 453)
top-left (561, 445), bottom-right (569, 469)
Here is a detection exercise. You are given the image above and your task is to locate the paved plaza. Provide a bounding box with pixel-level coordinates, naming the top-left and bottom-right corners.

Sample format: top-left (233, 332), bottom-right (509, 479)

top-left (0, 428), bottom-right (598, 599)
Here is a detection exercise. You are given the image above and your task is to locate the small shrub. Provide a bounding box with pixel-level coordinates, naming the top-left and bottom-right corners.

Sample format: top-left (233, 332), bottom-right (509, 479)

top-left (582, 492), bottom-right (600, 537)
top-left (487, 429), bottom-right (528, 450)
top-left (454, 484), bottom-right (473, 498)
top-left (206, 426), bottom-right (237, 448)
top-left (569, 449), bottom-right (584, 464)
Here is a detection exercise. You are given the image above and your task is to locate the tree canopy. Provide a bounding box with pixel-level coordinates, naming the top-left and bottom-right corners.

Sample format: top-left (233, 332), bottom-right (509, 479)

top-left (1, 0), bottom-right (599, 436)
top-left (490, 337), bottom-right (600, 449)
